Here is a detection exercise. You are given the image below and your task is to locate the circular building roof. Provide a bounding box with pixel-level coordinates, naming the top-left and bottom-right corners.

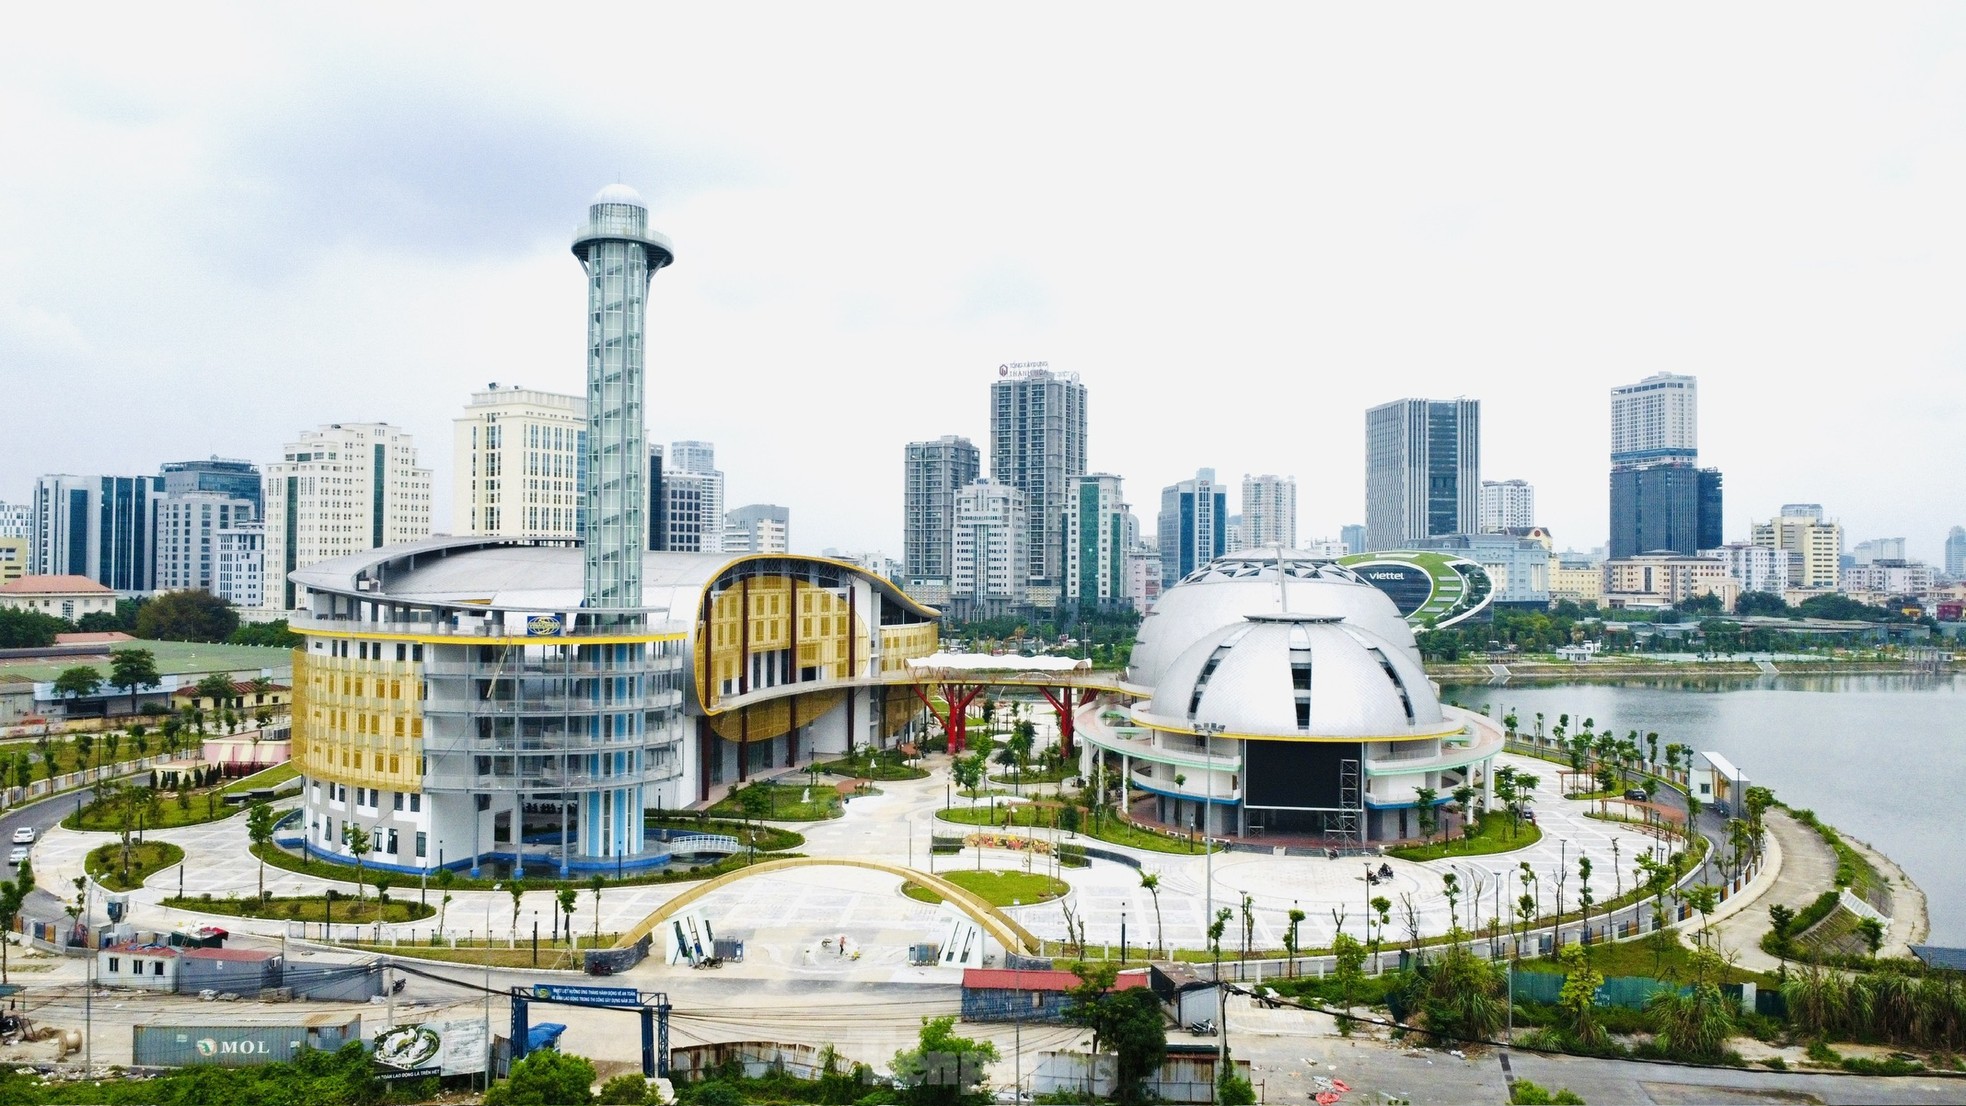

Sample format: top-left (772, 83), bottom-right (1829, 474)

top-left (592, 183), bottom-right (646, 208)
top-left (1128, 551), bottom-right (1417, 687)
top-left (1137, 613), bottom-right (1450, 740)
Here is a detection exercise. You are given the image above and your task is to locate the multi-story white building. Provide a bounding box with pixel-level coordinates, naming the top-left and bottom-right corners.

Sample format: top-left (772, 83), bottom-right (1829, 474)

top-left (1851, 537), bottom-right (1908, 565)
top-left (1699, 542), bottom-right (1788, 596)
top-left (950, 479), bottom-right (1028, 616)
top-left (1125, 547), bottom-right (1162, 615)
top-left (0, 503), bottom-right (30, 540)
top-left (1064, 473), bottom-right (1128, 610)
top-left (1479, 479), bottom-right (1535, 533)
top-left (30, 475), bottom-right (165, 591)
top-left (1840, 560), bottom-right (1935, 596)
top-left (990, 364), bottom-right (1086, 589)
top-left (902, 435), bottom-right (980, 585)
top-left (1364, 398), bottom-right (1479, 550)
top-left (1239, 475), bottom-right (1296, 551)
top-left (262, 423), bottom-right (432, 612)
top-left (214, 524), bottom-right (264, 609)
top-left (1751, 509), bottom-right (1843, 590)
top-left (1610, 372), bottom-right (1699, 465)
top-left (452, 384), bottom-right (586, 540)
top-left (155, 493), bottom-right (257, 593)
top-left (1603, 553), bottom-right (1739, 610)
top-left (722, 504), bottom-right (790, 554)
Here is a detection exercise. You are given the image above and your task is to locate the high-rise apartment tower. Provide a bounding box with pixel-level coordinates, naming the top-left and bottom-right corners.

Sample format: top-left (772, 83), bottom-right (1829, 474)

top-left (1240, 474), bottom-right (1297, 550)
top-left (1364, 398), bottom-right (1480, 550)
top-left (989, 364), bottom-right (1086, 590)
top-left (903, 435), bottom-right (980, 582)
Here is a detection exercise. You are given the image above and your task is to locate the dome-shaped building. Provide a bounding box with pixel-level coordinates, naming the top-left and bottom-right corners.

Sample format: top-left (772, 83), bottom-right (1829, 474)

top-left (1080, 553), bottom-right (1503, 843)
top-left (1128, 552), bottom-right (1419, 688)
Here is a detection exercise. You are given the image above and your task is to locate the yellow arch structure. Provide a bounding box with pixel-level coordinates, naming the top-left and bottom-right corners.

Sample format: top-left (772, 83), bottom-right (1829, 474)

top-left (615, 857), bottom-right (1041, 956)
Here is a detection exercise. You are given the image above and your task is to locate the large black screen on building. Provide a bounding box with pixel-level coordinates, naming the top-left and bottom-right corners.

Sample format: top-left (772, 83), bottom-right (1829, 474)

top-left (1244, 741), bottom-right (1363, 810)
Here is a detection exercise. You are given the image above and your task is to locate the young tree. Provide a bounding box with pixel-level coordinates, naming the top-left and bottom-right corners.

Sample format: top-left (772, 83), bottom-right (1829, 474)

top-left (0, 860), bottom-right (34, 985)
top-left (1139, 871), bottom-right (1165, 957)
top-left (246, 802), bottom-right (276, 900)
top-left (1556, 943), bottom-right (1607, 1049)
top-left (1282, 905), bottom-right (1305, 978)
top-left (346, 824), bottom-right (372, 903)
top-left (1331, 933), bottom-right (1367, 1037)
top-left (1414, 786), bottom-right (1439, 845)
top-left (589, 874), bottom-right (606, 947)
top-left (556, 887), bottom-right (579, 946)
top-left (1451, 784), bottom-right (1479, 840)
top-left (436, 868), bottom-right (457, 936)
top-left (108, 648), bottom-right (160, 717)
top-left (1576, 857), bottom-right (1595, 953)
top-left (1238, 891), bottom-right (1254, 966)
top-left (1370, 895), bottom-right (1393, 972)
top-left (508, 879), bottom-right (527, 943)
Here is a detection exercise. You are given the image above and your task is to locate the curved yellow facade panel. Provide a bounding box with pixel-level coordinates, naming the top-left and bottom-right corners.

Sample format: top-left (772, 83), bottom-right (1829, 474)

top-left (292, 649), bottom-right (425, 791)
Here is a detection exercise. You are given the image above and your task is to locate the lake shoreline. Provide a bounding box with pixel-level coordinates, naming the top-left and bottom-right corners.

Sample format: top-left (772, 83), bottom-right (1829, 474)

top-left (1427, 659), bottom-right (1945, 683)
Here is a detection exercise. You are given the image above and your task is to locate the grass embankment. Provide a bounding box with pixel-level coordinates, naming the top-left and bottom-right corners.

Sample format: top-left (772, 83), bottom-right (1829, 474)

top-left (86, 841), bottom-right (184, 892)
top-left (336, 934), bottom-right (622, 969)
top-left (645, 816), bottom-right (804, 852)
top-left (987, 766), bottom-right (1073, 787)
top-left (163, 894), bottom-right (433, 924)
top-left (936, 803), bottom-right (1204, 855)
top-left (902, 870), bottom-right (1068, 907)
top-left (252, 841), bottom-right (803, 892)
top-left (706, 782), bottom-right (843, 821)
top-left (1384, 815), bottom-right (1543, 861)
top-left (219, 761), bottom-right (301, 796)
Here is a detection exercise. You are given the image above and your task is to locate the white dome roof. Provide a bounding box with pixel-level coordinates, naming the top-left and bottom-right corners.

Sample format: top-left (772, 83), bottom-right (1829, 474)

top-left (1139, 614), bottom-right (1447, 739)
top-left (1128, 552), bottom-right (1417, 687)
top-left (592, 183), bottom-right (646, 208)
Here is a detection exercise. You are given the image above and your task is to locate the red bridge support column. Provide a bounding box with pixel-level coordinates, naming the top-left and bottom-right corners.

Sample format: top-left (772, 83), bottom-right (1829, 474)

top-left (1039, 686), bottom-right (1097, 759)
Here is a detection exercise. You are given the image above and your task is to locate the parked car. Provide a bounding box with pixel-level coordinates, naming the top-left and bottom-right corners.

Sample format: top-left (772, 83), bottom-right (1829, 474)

top-left (7, 847), bottom-right (26, 866)
top-left (11, 828), bottom-right (33, 845)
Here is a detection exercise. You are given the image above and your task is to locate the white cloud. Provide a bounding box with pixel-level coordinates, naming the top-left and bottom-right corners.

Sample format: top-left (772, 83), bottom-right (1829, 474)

top-left (0, 4), bottom-right (1962, 560)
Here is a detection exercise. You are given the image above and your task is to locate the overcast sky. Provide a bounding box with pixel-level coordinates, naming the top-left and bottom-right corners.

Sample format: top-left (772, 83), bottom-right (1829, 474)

top-left (5, 5), bottom-right (1964, 563)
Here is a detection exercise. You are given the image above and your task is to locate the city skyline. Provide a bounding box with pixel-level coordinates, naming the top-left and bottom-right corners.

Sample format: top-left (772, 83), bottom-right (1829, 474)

top-left (3, 9), bottom-right (1965, 562)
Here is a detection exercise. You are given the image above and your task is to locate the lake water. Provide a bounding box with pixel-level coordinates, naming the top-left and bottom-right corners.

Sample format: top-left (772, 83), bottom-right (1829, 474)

top-left (1445, 673), bottom-right (1966, 944)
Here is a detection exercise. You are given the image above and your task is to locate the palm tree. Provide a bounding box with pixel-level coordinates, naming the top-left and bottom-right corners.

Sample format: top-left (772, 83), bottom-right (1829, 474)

top-left (1139, 871), bottom-right (1165, 957)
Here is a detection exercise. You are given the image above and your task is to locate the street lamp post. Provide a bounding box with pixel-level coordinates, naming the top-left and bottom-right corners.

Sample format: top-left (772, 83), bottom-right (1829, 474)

top-left (484, 884), bottom-right (500, 1095)
top-left (1194, 722), bottom-right (1225, 935)
top-left (1120, 906), bottom-right (1127, 963)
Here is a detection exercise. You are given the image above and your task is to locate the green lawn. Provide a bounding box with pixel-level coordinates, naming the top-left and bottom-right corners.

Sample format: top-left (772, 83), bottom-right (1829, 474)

top-left (1515, 931), bottom-right (1776, 987)
top-left (164, 893), bottom-right (433, 924)
top-left (1385, 814), bottom-right (1543, 861)
top-left (706, 782), bottom-right (844, 821)
top-left (812, 755), bottom-right (929, 781)
top-left (937, 803), bottom-right (1205, 855)
top-left (86, 841), bottom-right (185, 892)
top-left (66, 787), bottom-right (245, 832)
top-left (903, 870), bottom-right (1069, 907)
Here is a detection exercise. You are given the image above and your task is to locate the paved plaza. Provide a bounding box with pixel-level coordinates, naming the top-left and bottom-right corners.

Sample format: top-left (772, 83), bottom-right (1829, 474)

top-left (35, 751), bottom-right (1676, 963)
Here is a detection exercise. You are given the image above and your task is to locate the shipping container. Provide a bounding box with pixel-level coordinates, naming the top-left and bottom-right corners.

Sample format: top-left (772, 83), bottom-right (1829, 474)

top-left (133, 1016), bottom-right (363, 1068)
